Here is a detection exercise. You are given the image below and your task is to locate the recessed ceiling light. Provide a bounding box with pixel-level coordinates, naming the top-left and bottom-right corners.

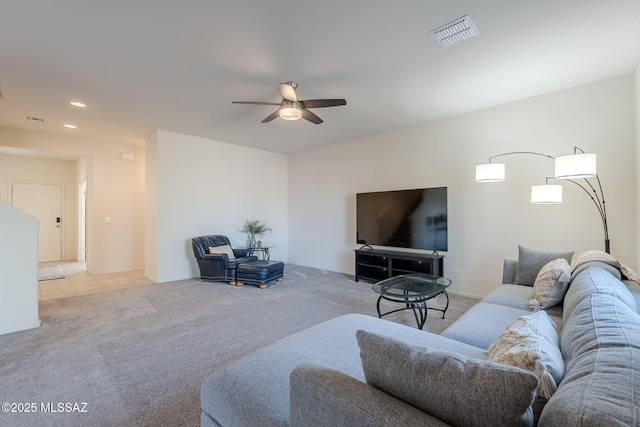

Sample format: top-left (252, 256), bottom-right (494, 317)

top-left (63, 124), bottom-right (77, 129)
top-left (70, 101), bottom-right (86, 108)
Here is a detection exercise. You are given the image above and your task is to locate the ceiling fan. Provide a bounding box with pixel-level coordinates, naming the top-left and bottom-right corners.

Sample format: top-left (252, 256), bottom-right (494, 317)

top-left (232, 81), bottom-right (346, 124)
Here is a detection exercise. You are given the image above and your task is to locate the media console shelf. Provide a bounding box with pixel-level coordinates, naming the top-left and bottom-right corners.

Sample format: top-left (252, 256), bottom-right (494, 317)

top-left (354, 248), bottom-right (444, 283)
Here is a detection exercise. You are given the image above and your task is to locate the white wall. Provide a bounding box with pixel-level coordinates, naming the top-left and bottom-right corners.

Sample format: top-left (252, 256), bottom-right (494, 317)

top-left (145, 132), bottom-right (159, 282)
top-left (636, 61), bottom-right (640, 270)
top-left (0, 128), bottom-right (145, 275)
top-left (0, 201), bottom-right (40, 335)
top-left (146, 130), bottom-right (288, 283)
top-left (289, 75), bottom-right (636, 298)
top-left (0, 153), bottom-right (77, 260)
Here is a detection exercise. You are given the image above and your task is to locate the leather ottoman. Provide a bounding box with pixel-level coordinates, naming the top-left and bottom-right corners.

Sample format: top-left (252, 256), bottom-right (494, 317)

top-left (235, 260), bottom-right (284, 289)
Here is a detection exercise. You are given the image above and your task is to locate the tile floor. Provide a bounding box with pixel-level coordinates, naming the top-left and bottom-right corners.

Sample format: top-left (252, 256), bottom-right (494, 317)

top-left (38, 260), bottom-right (154, 301)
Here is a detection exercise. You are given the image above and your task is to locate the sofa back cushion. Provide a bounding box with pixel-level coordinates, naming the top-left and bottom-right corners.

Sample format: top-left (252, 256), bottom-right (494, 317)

top-left (514, 245), bottom-right (574, 286)
top-left (357, 330), bottom-right (538, 427)
top-left (563, 266), bottom-right (637, 325)
top-left (541, 294), bottom-right (640, 426)
top-left (570, 260), bottom-right (622, 281)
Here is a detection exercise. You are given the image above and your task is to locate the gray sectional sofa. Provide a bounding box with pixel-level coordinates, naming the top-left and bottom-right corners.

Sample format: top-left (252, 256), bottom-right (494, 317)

top-left (200, 253), bottom-right (640, 426)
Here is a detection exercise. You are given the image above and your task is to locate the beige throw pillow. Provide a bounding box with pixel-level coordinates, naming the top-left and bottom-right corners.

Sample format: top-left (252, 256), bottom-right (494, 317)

top-left (487, 311), bottom-right (564, 399)
top-left (529, 258), bottom-right (571, 310)
top-left (208, 244), bottom-right (236, 260)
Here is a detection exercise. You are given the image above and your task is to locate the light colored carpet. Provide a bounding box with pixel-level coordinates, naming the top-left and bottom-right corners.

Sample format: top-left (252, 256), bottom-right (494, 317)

top-left (0, 264), bottom-right (479, 427)
top-left (37, 264), bottom-right (65, 281)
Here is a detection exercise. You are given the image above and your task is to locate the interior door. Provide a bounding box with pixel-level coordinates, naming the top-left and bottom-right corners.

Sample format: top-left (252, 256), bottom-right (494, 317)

top-left (11, 182), bottom-right (63, 262)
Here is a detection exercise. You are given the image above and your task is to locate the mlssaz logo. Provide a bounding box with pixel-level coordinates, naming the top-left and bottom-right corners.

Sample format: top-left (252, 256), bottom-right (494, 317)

top-left (41, 402), bottom-right (88, 413)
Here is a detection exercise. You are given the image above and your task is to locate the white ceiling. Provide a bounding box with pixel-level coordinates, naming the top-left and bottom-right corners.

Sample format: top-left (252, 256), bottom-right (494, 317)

top-left (1, 0), bottom-right (639, 154)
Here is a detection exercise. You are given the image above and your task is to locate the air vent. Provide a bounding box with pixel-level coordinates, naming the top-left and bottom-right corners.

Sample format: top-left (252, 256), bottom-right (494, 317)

top-left (25, 115), bottom-right (46, 123)
top-left (430, 15), bottom-right (479, 48)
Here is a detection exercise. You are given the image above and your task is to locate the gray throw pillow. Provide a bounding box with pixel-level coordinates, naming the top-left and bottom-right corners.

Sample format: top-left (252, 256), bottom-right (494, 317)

top-left (356, 330), bottom-right (538, 427)
top-left (514, 245), bottom-right (574, 286)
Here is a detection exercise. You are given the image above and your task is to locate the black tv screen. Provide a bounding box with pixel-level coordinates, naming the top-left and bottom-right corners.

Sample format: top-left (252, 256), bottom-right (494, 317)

top-left (356, 187), bottom-right (447, 251)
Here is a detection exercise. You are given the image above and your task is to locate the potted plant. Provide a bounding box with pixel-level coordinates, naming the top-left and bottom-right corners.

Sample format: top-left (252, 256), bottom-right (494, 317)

top-left (241, 220), bottom-right (272, 247)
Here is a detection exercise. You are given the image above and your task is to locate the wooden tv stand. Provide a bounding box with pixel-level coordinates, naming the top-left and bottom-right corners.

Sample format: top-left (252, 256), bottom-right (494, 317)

top-left (354, 248), bottom-right (444, 283)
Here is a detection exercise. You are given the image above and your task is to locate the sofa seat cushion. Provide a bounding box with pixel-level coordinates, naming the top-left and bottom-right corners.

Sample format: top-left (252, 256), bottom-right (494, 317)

top-left (563, 266), bottom-right (637, 325)
top-left (201, 313), bottom-right (487, 427)
top-left (483, 284), bottom-right (534, 310)
top-left (483, 284), bottom-right (564, 323)
top-left (357, 331), bottom-right (537, 427)
top-left (540, 294), bottom-right (640, 426)
top-left (441, 302), bottom-right (538, 350)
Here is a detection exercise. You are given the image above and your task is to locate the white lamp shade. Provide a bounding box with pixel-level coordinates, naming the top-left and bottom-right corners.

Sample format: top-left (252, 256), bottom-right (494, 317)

top-left (554, 153), bottom-right (596, 179)
top-left (531, 184), bottom-right (562, 204)
top-left (279, 107), bottom-right (302, 121)
top-left (475, 163), bottom-right (505, 182)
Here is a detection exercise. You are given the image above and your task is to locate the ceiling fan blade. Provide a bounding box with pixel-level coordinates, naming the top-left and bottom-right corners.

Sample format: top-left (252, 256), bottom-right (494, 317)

top-left (261, 110), bottom-right (281, 123)
top-left (300, 99), bottom-right (347, 109)
top-left (301, 108), bottom-right (323, 125)
top-left (280, 83), bottom-right (297, 102)
top-left (232, 101), bottom-right (281, 106)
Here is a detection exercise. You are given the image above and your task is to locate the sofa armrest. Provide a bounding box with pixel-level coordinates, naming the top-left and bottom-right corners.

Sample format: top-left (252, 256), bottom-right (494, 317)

top-left (233, 248), bottom-right (251, 258)
top-left (290, 363), bottom-right (450, 427)
top-left (503, 258), bottom-right (518, 284)
top-left (203, 253), bottom-right (229, 262)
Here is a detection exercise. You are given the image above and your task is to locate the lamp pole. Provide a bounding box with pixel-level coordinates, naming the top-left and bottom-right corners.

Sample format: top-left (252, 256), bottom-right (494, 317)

top-left (476, 149), bottom-right (610, 254)
top-left (564, 175), bottom-right (609, 254)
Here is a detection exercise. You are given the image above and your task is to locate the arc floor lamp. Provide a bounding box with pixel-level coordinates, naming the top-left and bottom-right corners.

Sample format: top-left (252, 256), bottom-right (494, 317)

top-left (475, 147), bottom-right (610, 253)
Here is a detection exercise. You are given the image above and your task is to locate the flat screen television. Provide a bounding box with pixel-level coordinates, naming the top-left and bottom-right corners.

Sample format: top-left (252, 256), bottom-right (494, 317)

top-left (356, 187), bottom-right (447, 252)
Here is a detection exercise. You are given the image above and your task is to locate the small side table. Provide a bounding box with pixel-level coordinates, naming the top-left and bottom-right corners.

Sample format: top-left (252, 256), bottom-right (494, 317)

top-left (372, 273), bottom-right (451, 330)
top-left (239, 246), bottom-right (272, 260)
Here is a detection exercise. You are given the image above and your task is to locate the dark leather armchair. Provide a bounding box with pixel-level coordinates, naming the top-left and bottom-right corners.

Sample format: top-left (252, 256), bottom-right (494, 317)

top-left (192, 235), bottom-right (258, 283)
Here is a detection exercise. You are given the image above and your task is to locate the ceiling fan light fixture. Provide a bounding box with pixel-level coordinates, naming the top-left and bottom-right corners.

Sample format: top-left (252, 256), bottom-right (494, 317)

top-left (279, 101), bottom-right (302, 121)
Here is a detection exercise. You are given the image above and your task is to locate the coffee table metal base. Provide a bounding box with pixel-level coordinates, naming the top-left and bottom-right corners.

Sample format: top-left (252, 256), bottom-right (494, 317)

top-left (376, 291), bottom-right (449, 330)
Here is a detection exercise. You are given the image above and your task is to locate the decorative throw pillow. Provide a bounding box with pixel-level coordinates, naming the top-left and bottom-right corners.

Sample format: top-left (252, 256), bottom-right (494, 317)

top-left (529, 258), bottom-right (571, 310)
top-left (514, 245), bottom-right (574, 286)
top-left (487, 311), bottom-right (564, 399)
top-left (356, 330), bottom-right (537, 427)
top-left (208, 245), bottom-right (236, 260)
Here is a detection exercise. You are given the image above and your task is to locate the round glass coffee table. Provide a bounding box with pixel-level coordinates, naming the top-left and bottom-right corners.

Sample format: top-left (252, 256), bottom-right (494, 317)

top-left (372, 273), bottom-right (452, 330)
